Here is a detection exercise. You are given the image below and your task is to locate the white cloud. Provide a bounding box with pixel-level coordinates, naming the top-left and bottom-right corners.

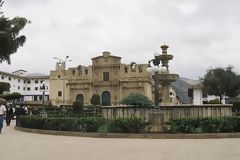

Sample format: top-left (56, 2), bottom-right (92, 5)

top-left (0, 0), bottom-right (240, 79)
top-left (176, 1), bottom-right (199, 15)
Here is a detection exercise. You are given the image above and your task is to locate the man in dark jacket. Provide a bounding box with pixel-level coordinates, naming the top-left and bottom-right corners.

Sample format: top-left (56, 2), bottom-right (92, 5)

top-left (6, 104), bottom-right (14, 126)
top-left (15, 104), bottom-right (26, 126)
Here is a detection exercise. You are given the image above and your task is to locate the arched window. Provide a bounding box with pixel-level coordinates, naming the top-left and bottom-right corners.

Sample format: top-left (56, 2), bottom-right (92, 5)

top-left (124, 67), bottom-right (128, 73)
top-left (130, 62), bottom-right (136, 71)
top-left (77, 66), bottom-right (82, 76)
top-left (85, 69), bottom-right (88, 75)
top-left (139, 66), bottom-right (143, 73)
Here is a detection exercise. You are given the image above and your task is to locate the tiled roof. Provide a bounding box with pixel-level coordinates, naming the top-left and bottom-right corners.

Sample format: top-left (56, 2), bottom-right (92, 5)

top-left (25, 73), bottom-right (49, 78)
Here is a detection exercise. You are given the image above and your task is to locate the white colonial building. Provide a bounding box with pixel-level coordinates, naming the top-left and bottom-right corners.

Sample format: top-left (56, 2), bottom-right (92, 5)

top-left (0, 69), bottom-right (49, 102)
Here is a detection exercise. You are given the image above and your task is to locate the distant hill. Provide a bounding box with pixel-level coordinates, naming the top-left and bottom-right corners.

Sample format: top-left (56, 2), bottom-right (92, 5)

top-left (171, 77), bottom-right (201, 104)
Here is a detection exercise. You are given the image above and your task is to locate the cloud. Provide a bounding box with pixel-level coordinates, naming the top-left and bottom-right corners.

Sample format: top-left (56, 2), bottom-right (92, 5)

top-left (0, 0), bottom-right (240, 79)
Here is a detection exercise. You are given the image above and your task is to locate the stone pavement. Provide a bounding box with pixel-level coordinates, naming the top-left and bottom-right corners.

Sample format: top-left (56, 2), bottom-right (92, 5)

top-left (1, 121), bottom-right (240, 160)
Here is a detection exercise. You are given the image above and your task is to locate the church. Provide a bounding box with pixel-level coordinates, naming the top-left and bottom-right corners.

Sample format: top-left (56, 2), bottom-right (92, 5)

top-left (49, 51), bottom-right (154, 106)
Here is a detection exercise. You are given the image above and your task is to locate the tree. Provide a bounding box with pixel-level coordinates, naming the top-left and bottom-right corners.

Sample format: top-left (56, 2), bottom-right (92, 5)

top-left (0, 82), bottom-right (10, 94)
top-left (120, 93), bottom-right (152, 116)
top-left (121, 93), bottom-right (152, 107)
top-left (0, 92), bottom-right (22, 100)
top-left (90, 94), bottom-right (100, 106)
top-left (0, 0), bottom-right (30, 64)
top-left (202, 66), bottom-right (240, 103)
top-left (72, 101), bottom-right (83, 114)
top-left (121, 93), bottom-right (152, 116)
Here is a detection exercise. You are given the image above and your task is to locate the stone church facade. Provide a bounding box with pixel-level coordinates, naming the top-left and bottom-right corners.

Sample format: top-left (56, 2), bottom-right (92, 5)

top-left (49, 51), bottom-right (153, 106)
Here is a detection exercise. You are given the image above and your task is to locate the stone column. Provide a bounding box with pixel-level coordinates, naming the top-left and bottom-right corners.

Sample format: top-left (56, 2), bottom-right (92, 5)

top-left (161, 82), bottom-right (170, 104)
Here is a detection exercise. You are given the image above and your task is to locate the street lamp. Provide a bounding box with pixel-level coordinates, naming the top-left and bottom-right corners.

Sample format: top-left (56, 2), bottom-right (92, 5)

top-left (53, 56), bottom-right (72, 109)
top-left (146, 52), bottom-right (164, 108)
top-left (147, 45), bottom-right (178, 106)
top-left (40, 81), bottom-right (47, 117)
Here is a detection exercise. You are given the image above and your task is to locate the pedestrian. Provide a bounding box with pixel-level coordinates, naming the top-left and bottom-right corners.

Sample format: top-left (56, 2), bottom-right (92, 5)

top-left (6, 104), bottom-right (14, 126)
top-left (12, 106), bottom-right (16, 120)
top-left (15, 104), bottom-right (27, 126)
top-left (24, 106), bottom-right (28, 115)
top-left (0, 100), bottom-right (6, 134)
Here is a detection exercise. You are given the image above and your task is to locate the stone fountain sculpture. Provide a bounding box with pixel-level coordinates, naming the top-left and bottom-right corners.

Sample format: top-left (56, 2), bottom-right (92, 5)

top-left (147, 45), bottom-right (179, 105)
top-left (158, 45), bottom-right (179, 104)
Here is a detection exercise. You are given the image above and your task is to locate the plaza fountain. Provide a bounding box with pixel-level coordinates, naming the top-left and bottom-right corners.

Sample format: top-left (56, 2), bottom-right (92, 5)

top-left (158, 45), bottom-right (179, 104)
top-left (102, 44), bottom-right (233, 132)
top-left (147, 45), bottom-right (179, 105)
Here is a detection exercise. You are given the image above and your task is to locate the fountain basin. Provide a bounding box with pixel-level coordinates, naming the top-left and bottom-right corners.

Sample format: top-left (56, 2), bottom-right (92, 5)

top-left (159, 54), bottom-right (173, 61)
top-left (158, 73), bottom-right (179, 82)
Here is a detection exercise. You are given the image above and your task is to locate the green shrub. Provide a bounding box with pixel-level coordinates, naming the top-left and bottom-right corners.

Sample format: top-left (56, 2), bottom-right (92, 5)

top-left (120, 93), bottom-right (152, 107)
top-left (169, 118), bottom-right (200, 133)
top-left (208, 99), bottom-right (220, 104)
top-left (201, 118), bottom-right (222, 133)
top-left (0, 92), bottom-right (22, 100)
top-left (72, 101), bottom-right (83, 114)
top-left (18, 116), bottom-right (149, 133)
top-left (0, 82), bottom-right (10, 94)
top-left (18, 115), bottom-right (45, 129)
top-left (169, 117), bottom-right (240, 133)
top-left (18, 115), bottom-right (105, 132)
top-left (90, 94), bottom-right (100, 106)
top-left (46, 109), bottom-right (101, 118)
top-left (107, 117), bottom-right (150, 133)
top-left (232, 102), bottom-right (240, 113)
top-left (97, 124), bottom-right (109, 133)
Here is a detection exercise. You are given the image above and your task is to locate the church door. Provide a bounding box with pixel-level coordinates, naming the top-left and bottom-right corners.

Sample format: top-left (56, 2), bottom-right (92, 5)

top-left (76, 94), bottom-right (84, 105)
top-left (101, 91), bottom-right (111, 106)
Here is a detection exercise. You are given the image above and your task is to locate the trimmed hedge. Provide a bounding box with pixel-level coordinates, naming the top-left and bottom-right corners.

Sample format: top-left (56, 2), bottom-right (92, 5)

top-left (18, 115), bottom-right (150, 133)
top-left (90, 94), bottom-right (101, 106)
top-left (167, 117), bottom-right (240, 133)
top-left (72, 101), bottom-right (83, 114)
top-left (18, 115), bottom-right (105, 132)
top-left (107, 117), bottom-right (150, 133)
top-left (46, 111), bottom-right (101, 118)
top-left (208, 99), bottom-right (220, 104)
top-left (232, 102), bottom-right (240, 113)
top-left (120, 93), bottom-right (152, 107)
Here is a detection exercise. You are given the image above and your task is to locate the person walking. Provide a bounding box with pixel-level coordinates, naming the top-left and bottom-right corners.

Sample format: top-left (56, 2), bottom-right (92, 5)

top-left (6, 104), bottom-right (13, 126)
top-left (0, 100), bottom-right (6, 134)
top-left (15, 104), bottom-right (27, 126)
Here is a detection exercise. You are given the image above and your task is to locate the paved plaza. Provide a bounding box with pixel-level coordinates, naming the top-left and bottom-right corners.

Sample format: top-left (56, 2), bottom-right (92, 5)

top-left (1, 122), bottom-right (240, 160)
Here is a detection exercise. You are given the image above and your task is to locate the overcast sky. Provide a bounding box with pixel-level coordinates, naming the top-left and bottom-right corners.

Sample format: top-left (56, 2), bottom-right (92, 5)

top-left (1, 0), bottom-right (240, 79)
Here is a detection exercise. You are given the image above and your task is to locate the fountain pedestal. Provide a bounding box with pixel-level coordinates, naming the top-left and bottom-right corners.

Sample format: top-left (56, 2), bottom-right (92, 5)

top-left (158, 45), bottom-right (179, 104)
top-left (159, 73), bottom-right (179, 104)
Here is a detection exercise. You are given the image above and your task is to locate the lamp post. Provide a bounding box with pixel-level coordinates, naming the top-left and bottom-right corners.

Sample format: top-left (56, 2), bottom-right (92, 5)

top-left (40, 81), bottom-right (47, 117)
top-left (53, 56), bottom-right (72, 109)
top-left (147, 45), bottom-right (178, 107)
top-left (146, 52), bottom-right (162, 108)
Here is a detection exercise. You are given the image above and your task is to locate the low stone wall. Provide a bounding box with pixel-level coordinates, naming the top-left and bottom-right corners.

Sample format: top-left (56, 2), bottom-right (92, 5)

top-left (159, 104), bottom-right (233, 122)
top-left (102, 104), bottom-right (233, 132)
top-left (102, 104), bottom-right (232, 121)
top-left (102, 106), bottom-right (152, 121)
